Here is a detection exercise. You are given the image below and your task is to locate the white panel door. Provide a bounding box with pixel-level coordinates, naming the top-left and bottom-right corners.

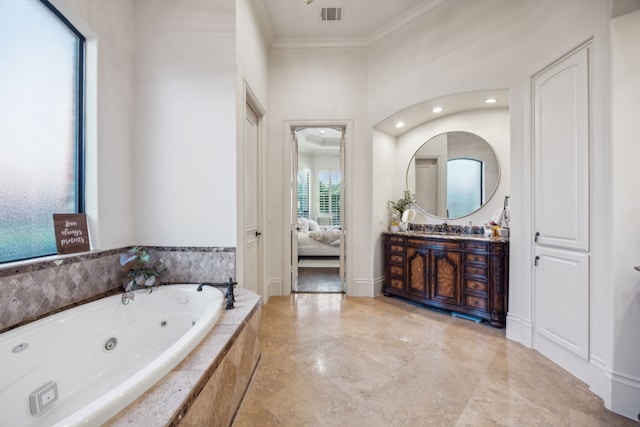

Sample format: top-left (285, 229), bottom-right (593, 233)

top-left (339, 129), bottom-right (346, 292)
top-left (534, 246), bottom-right (590, 360)
top-left (243, 104), bottom-right (260, 294)
top-left (533, 46), bottom-right (590, 251)
top-left (532, 43), bottom-right (591, 372)
top-left (290, 131), bottom-right (299, 291)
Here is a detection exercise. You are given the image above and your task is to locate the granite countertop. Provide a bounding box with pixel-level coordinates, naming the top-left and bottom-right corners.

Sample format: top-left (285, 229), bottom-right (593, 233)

top-left (383, 230), bottom-right (509, 243)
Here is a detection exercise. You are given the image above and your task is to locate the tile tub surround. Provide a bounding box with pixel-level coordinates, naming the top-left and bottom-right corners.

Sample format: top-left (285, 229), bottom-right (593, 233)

top-left (0, 246), bottom-right (235, 332)
top-left (106, 288), bottom-right (262, 427)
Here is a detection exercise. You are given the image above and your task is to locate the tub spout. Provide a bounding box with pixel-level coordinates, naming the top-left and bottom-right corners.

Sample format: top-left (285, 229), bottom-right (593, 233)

top-left (197, 278), bottom-right (237, 310)
top-left (196, 282), bottom-right (221, 292)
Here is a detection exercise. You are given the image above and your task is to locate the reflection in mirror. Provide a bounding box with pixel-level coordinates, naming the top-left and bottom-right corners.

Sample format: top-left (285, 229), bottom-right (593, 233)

top-left (406, 131), bottom-right (499, 219)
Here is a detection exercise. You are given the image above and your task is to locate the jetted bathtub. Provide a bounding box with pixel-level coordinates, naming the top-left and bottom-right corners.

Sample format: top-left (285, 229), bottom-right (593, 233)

top-left (0, 284), bottom-right (224, 427)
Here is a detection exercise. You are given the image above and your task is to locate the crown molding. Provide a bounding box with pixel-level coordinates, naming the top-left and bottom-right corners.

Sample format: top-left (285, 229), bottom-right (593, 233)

top-left (367, 0), bottom-right (450, 47)
top-left (269, 0), bottom-right (452, 50)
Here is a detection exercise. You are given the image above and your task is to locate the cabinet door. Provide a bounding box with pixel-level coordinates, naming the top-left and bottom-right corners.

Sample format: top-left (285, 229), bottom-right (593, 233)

top-left (430, 250), bottom-right (462, 306)
top-left (406, 246), bottom-right (428, 298)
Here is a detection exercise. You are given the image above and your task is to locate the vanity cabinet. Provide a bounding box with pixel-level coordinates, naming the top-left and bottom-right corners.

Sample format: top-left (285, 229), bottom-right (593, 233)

top-left (384, 233), bottom-right (509, 328)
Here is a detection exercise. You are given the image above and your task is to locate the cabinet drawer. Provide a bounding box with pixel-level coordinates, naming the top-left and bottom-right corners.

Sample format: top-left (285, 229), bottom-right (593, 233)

top-left (408, 239), bottom-right (461, 250)
top-left (389, 254), bottom-right (404, 264)
top-left (389, 265), bottom-right (403, 277)
top-left (389, 245), bottom-right (404, 254)
top-left (388, 236), bottom-right (405, 243)
top-left (465, 253), bottom-right (487, 264)
top-left (464, 295), bottom-right (487, 311)
top-left (465, 279), bottom-right (487, 292)
top-left (388, 278), bottom-right (404, 290)
top-left (465, 265), bottom-right (487, 277)
top-left (464, 242), bottom-right (488, 251)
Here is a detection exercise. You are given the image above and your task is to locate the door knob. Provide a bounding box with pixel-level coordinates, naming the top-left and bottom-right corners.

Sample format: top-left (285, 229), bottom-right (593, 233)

top-left (255, 231), bottom-right (262, 237)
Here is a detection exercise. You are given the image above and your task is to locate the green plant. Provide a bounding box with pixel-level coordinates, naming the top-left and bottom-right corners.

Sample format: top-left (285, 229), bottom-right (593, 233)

top-left (389, 191), bottom-right (416, 216)
top-left (119, 246), bottom-right (168, 297)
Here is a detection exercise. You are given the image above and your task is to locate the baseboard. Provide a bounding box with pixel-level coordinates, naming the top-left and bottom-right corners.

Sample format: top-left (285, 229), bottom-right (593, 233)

top-left (351, 279), bottom-right (375, 297)
top-left (533, 332), bottom-right (591, 381)
top-left (265, 278), bottom-right (283, 297)
top-left (505, 313), bottom-right (533, 348)
top-left (610, 370), bottom-right (640, 420)
top-left (373, 276), bottom-right (385, 296)
top-left (588, 356), bottom-right (612, 404)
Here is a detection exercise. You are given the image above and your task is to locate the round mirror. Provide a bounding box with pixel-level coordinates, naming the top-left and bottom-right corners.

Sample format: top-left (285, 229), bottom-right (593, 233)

top-left (406, 131), bottom-right (500, 219)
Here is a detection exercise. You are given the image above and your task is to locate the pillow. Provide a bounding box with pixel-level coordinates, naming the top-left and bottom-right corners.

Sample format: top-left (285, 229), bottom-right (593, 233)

top-left (297, 218), bottom-right (309, 233)
top-left (307, 219), bottom-right (319, 231)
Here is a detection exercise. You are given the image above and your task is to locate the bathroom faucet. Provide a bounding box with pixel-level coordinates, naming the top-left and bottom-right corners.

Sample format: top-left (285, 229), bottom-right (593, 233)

top-left (197, 278), bottom-right (237, 310)
top-left (442, 221), bottom-right (448, 233)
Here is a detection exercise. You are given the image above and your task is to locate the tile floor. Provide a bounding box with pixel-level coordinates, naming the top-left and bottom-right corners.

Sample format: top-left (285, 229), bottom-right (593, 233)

top-left (295, 267), bottom-right (342, 293)
top-left (233, 294), bottom-right (636, 427)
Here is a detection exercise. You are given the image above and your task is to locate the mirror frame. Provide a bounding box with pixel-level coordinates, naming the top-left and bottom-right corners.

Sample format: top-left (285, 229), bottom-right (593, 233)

top-left (405, 131), bottom-right (501, 219)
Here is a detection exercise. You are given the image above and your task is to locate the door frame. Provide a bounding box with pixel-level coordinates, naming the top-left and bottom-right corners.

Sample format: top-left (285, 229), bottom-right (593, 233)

top-left (237, 81), bottom-right (266, 298)
top-left (282, 119), bottom-right (353, 296)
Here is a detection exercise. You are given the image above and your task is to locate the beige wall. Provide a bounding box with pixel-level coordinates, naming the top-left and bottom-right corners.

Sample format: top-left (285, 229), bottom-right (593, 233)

top-left (266, 47), bottom-right (371, 296)
top-left (50, 0), bottom-right (135, 250)
top-left (134, 0), bottom-right (238, 247)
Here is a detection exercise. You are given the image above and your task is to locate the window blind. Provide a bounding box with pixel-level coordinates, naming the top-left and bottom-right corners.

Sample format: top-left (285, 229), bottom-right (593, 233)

top-left (317, 171), bottom-right (341, 226)
top-left (297, 170), bottom-right (310, 219)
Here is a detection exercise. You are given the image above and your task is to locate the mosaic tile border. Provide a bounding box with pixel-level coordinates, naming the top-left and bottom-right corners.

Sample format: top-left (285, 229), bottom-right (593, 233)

top-left (0, 249), bottom-right (123, 278)
top-left (0, 246), bottom-right (235, 278)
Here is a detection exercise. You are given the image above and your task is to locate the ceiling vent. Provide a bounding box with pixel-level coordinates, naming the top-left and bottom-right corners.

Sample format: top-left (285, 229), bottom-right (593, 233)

top-left (321, 7), bottom-right (343, 22)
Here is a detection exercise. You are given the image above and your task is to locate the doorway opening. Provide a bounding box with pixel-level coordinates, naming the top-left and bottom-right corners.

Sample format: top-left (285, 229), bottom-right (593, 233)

top-left (291, 126), bottom-right (346, 293)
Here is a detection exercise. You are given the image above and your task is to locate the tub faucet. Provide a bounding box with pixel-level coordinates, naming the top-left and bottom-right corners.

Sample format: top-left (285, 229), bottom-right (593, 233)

top-left (121, 292), bottom-right (134, 305)
top-left (197, 278), bottom-right (237, 310)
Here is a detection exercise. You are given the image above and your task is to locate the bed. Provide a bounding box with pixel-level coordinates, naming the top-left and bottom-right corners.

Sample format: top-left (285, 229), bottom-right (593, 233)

top-left (296, 218), bottom-right (341, 257)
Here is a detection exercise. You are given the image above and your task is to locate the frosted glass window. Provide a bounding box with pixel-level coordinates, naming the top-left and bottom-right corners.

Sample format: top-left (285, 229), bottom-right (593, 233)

top-left (0, 0), bottom-right (85, 263)
top-left (447, 159), bottom-right (483, 218)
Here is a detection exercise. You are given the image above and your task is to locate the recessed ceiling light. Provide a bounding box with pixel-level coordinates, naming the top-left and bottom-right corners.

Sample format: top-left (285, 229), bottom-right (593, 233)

top-left (484, 98), bottom-right (497, 104)
top-left (319, 130), bottom-right (325, 134)
top-left (432, 106), bottom-right (443, 113)
top-left (395, 121), bottom-right (405, 128)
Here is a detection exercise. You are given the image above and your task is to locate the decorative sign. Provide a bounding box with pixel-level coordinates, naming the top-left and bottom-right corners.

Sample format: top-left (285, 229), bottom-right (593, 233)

top-left (53, 213), bottom-right (90, 255)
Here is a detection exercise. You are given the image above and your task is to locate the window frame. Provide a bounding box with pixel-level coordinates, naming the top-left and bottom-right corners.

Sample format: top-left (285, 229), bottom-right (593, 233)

top-left (40, 0), bottom-right (86, 213)
top-left (446, 158), bottom-right (484, 218)
top-left (0, 0), bottom-right (86, 264)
